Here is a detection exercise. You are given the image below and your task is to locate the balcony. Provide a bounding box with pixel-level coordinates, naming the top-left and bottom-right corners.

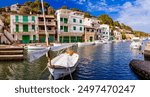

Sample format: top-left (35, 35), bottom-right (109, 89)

top-left (38, 30), bottom-right (56, 34)
top-left (38, 21), bottom-right (56, 26)
top-left (13, 19), bottom-right (36, 24)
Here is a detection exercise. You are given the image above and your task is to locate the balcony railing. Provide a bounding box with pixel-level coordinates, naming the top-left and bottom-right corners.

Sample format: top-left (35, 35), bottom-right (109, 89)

top-left (38, 30), bottom-right (56, 34)
top-left (13, 19), bottom-right (35, 24)
top-left (38, 21), bottom-right (56, 26)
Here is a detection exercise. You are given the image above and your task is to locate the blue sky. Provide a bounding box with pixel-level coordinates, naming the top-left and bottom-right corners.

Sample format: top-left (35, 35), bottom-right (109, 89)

top-left (0, 0), bottom-right (150, 33)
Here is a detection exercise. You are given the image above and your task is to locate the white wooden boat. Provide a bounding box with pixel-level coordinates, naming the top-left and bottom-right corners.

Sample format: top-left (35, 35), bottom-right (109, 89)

top-left (94, 40), bottom-right (103, 45)
top-left (130, 37), bottom-right (142, 49)
top-left (48, 53), bottom-right (79, 80)
top-left (28, 44), bottom-right (79, 79)
top-left (26, 45), bottom-right (46, 50)
top-left (53, 43), bottom-right (62, 46)
top-left (78, 42), bottom-right (95, 47)
top-left (122, 40), bottom-right (126, 42)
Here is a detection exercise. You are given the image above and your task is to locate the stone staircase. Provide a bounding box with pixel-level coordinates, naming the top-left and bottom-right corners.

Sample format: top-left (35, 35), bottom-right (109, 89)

top-left (0, 46), bottom-right (24, 61)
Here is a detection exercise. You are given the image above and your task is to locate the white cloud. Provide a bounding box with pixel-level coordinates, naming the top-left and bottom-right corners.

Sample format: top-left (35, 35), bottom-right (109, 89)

top-left (117, 0), bottom-right (150, 33)
top-left (86, 0), bottom-right (121, 12)
top-left (71, 0), bottom-right (86, 5)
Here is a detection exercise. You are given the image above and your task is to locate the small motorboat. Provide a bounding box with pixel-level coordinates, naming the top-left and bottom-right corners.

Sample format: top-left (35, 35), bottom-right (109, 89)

top-left (94, 40), bottom-right (103, 45)
top-left (25, 45), bottom-right (46, 50)
top-left (130, 37), bottom-right (142, 50)
top-left (48, 49), bottom-right (79, 80)
top-left (78, 42), bottom-right (95, 47)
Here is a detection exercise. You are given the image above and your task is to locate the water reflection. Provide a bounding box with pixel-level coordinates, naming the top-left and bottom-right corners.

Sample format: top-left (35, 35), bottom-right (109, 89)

top-left (73, 41), bottom-right (144, 80)
top-left (0, 41), bottom-right (147, 80)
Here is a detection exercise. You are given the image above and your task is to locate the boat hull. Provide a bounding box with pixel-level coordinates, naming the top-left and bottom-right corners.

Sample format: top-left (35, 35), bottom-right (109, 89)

top-left (48, 65), bottom-right (77, 80)
top-left (78, 42), bottom-right (95, 47)
top-left (25, 46), bottom-right (46, 50)
top-left (48, 53), bottom-right (79, 80)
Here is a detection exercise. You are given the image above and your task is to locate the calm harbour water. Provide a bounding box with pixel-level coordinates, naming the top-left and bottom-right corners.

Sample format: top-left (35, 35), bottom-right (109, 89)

top-left (0, 41), bottom-right (147, 80)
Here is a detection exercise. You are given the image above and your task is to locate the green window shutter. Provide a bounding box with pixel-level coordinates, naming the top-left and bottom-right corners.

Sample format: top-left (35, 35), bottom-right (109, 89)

top-left (49, 35), bottom-right (54, 42)
top-left (23, 25), bottom-right (28, 32)
top-left (33, 35), bottom-right (36, 43)
top-left (63, 36), bottom-right (69, 43)
top-left (64, 26), bottom-right (68, 32)
top-left (32, 25), bottom-right (35, 30)
top-left (15, 15), bottom-right (19, 22)
top-left (60, 26), bottom-right (63, 30)
top-left (64, 18), bottom-right (68, 24)
top-left (73, 19), bottom-right (76, 23)
top-left (80, 27), bottom-right (82, 31)
top-left (90, 37), bottom-right (93, 42)
top-left (73, 26), bottom-right (76, 31)
top-left (39, 36), bottom-right (45, 43)
top-left (59, 36), bottom-right (62, 43)
top-left (80, 20), bottom-right (82, 23)
top-left (22, 35), bottom-right (30, 44)
top-left (71, 36), bottom-right (76, 43)
top-left (23, 16), bottom-right (28, 23)
top-left (60, 18), bottom-right (63, 22)
top-left (77, 36), bottom-right (82, 42)
top-left (16, 25), bottom-right (19, 32)
top-left (32, 16), bottom-right (35, 22)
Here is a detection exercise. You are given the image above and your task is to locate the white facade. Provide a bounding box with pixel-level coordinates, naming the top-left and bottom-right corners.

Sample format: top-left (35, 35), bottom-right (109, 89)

top-left (56, 9), bottom-right (84, 34)
top-left (84, 17), bottom-right (100, 28)
top-left (100, 24), bottom-right (111, 40)
top-left (113, 30), bottom-right (122, 40)
top-left (10, 4), bottom-right (21, 13)
top-left (55, 9), bottom-right (84, 42)
top-left (10, 14), bottom-right (38, 43)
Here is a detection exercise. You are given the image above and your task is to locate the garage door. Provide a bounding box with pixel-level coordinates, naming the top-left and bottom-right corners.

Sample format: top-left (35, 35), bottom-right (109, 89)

top-left (39, 35), bottom-right (45, 43)
top-left (49, 35), bottom-right (54, 42)
top-left (22, 35), bottom-right (30, 44)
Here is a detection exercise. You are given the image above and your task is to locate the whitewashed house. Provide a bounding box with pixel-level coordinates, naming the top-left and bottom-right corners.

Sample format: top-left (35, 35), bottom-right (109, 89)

top-left (84, 17), bottom-right (101, 42)
top-left (56, 9), bottom-right (84, 43)
top-left (10, 3), bottom-right (23, 13)
top-left (113, 30), bottom-right (122, 40)
top-left (99, 24), bottom-right (111, 40)
top-left (10, 14), bottom-right (38, 43)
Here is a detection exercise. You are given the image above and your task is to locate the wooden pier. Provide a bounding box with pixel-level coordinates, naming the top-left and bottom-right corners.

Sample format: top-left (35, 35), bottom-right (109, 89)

top-left (0, 46), bottom-right (24, 61)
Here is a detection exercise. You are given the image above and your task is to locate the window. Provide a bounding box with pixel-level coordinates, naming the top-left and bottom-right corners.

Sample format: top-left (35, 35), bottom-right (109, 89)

top-left (23, 16), bottom-right (28, 23)
top-left (23, 25), bottom-right (28, 32)
top-left (64, 18), bottom-right (68, 24)
top-left (80, 20), bottom-right (82, 23)
top-left (32, 16), bottom-right (35, 22)
top-left (60, 26), bottom-right (63, 30)
top-left (80, 27), bottom-right (82, 31)
top-left (73, 26), bottom-right (76, 31)
top-left (15, 15), bottom-right (19, 22)
top-left (47, 27), bottom-right (51, 30)
top-left (73, 19), bottom-right (76, 23)
top-left (60, 18), bottom-right (63, 22)
top-left (32, 25), bottom-right (35, 30)
top-left (64, 26), bottom-right (68, 32)
top-left (16, 25), bottom-right (19, 32)
top-left (48, 20), bottom-right (51, 22)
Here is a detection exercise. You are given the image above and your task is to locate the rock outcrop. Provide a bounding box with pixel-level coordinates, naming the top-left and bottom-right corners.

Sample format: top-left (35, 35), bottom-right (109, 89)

top-left (130, 59), bottom-right (150, 79)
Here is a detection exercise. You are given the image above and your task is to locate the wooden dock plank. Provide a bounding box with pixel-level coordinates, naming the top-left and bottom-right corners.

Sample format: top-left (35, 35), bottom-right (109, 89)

top-left (0, 50), bottom-right (23, 55)
top-left (0, 47), bottom-right (24, 50)
top-left (0, 55), bottom-right (24, 61)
